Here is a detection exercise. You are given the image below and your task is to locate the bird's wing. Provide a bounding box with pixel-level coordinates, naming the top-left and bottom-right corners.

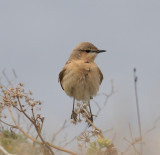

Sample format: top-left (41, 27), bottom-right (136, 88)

top-left (97, 67), bottom-right (103, 85)
top-left (58, 68), bottom-right (66, 90)
top-left (58, 61), bottom-right (71, 90)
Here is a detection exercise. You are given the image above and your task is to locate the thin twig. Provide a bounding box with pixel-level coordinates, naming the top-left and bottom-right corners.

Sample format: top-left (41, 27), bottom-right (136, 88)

top-left (0, 119), bottom-right (17, 128)
top-left (133, 68), bottom-right (143, 154)
top-left (17, 96), bottom-right (34, 123)
top-left (94, 80), bottom-right (115, 118)
top-left (51, 120), bottom-right (69, 143)
top-left (129, 124), bottom-right (141, 154)
top-left (62, 136), bottom-right (77, 148)
top-left (2, 69), bottom-right (12, 86)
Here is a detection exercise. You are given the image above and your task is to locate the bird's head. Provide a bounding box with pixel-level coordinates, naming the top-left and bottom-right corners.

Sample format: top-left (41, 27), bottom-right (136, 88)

top-left (69, 42), bottom-right (106, 62)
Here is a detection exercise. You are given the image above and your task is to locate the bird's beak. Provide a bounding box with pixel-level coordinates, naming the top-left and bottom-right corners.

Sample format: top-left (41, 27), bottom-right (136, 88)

top-left (97, 50), bottom-right (106, 53)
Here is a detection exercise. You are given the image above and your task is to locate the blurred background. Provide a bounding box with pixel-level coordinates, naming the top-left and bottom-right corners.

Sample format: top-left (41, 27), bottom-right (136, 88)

top-left (0, 0), bottom-right (160, 154)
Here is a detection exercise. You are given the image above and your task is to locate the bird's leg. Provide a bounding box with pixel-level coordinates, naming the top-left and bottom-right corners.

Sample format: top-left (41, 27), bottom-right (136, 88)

top-left (88, 100), bottom-right (93, 125)
top-left (71, 98), bottom-right (77, 121)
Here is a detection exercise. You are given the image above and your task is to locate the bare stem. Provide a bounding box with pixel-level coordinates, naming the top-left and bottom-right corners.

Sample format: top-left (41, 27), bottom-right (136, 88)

top-left (133, 68), bottom-right (143, 154)
top-left (0, 119), bottom-right (17, 128)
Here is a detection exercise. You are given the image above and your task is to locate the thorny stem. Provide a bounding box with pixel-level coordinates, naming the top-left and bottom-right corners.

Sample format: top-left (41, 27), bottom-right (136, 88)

top-left (133, 68), bottom-right (143, 154)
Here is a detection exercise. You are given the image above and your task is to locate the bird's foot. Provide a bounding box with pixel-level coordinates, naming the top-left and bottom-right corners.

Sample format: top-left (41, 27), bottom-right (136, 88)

top-left (71, 110), bottom-right (77, 122)
top-left (88, 114), bottom-right (93, 127)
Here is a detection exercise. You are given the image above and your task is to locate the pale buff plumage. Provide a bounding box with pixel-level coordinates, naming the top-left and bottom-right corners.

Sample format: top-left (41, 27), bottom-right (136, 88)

top-left (59, 42), bottom-right (105, 101)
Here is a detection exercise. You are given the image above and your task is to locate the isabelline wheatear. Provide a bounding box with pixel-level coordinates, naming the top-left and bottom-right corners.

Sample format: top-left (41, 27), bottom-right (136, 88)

top-left (59, 42), bottom-right (106, 122)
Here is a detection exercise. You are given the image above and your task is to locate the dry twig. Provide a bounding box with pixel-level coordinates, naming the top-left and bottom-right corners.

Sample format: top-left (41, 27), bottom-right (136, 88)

top-left (133, 68), bottom-right (143, 154)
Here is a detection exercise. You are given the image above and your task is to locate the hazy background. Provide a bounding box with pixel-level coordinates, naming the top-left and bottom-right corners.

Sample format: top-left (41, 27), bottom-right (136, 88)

top-left (0, 0), bottom-right (160, 154)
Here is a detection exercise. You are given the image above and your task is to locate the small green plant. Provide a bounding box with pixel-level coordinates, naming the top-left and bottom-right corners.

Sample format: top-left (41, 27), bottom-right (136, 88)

top-left (0, 129), bottom-right (27, 153)
top-left (87, 138), bottom-right (117, 155)
top-left (0, 129), bottom-right (43, 155)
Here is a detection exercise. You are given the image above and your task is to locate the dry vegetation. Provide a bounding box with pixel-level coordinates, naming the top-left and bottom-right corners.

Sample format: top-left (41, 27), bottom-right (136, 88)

top-left (0, 69), bottom-right (159, 155)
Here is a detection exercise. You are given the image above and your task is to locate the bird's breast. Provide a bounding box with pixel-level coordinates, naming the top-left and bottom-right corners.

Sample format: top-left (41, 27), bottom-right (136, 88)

top-left (62, 60), bottom-right (101, 101)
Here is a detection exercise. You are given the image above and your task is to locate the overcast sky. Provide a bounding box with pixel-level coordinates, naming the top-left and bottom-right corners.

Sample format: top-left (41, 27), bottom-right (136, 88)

top-left (0, 1), bottom-right (160, 154)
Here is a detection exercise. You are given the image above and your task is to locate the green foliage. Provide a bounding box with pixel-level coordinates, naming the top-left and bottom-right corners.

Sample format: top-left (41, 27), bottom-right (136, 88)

top-left (0, 129), bottom-right (42, 155)
top-left (86, 138), bottom-right (112, 155)
top-left (0, 129), bottom-right (27, 153)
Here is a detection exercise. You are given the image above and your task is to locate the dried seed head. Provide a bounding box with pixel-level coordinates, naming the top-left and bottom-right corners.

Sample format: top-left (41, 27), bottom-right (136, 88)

top-left (19, 83), bottom-right (24, 87)
top-left (77, 137), bottom-right (81, 141)
top-left (85, 137), bottom-right (90, 143)
top-left (29, 91), bottom-right (33, 95)
top-left (8, 88), bottom-right (14, 91)
top-left (30, 101), bottom-right (35, 106)
top-left (12, 101), bottom-right (17, 106)
top-left (36, 114), bottom-right (40, 119)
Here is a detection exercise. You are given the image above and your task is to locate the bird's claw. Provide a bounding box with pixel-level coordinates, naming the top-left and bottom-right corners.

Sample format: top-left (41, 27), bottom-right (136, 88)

top-left (71, 110), bottom-right (77, 121)
top-left (88, 114), bottom-right (93, 127)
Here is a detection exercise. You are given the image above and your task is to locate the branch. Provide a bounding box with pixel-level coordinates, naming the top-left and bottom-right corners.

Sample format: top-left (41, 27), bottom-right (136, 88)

top-left (82, 113), bottom-right (104, 138)
top-left (7, 106), bottom-right (78, 155)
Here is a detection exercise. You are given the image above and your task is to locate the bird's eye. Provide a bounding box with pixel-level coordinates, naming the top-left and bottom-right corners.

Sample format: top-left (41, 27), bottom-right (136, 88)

top-left (85, 50), bottom-right (91, 53)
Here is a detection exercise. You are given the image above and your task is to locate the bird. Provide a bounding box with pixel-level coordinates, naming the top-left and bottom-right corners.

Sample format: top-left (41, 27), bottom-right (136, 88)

top-left (58, 42), bottom-right (106, 123)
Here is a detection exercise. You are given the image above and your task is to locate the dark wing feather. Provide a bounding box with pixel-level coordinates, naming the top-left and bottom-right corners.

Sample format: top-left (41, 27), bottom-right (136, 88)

top-left (58, 68), bottom-right (66, 90)
top-left (59, 61), bottom-right (71, 90)
top-left (97, 68), bottom-right (103, 85)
